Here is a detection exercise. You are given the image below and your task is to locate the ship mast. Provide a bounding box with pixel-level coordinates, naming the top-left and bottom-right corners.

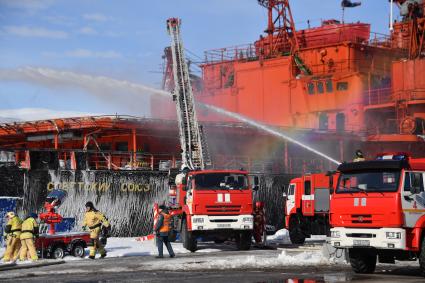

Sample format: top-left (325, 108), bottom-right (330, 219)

top-left (392, 0), bottom-right (425, 59)
top-left (258, 0), bottom-right (299, 56)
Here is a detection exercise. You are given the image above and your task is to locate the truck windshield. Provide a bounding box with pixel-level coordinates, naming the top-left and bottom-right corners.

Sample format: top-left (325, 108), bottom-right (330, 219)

top-left (194, 173), bottom-right (248, 190)
top-left (336, 170), bottom-right (400, 193)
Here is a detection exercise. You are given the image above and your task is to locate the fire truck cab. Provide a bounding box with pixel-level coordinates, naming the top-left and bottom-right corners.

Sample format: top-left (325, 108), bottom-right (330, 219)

top-left (285, 173), bottom-right (336, 244)
top-left (171, 169), bottom-right (256, 252)
top-left (330, 153), bottom-right (425, 275)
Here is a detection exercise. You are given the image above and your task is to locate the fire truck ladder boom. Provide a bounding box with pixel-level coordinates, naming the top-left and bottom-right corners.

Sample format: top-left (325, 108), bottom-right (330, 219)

top-left (167, 18), bottom-right (211, 170)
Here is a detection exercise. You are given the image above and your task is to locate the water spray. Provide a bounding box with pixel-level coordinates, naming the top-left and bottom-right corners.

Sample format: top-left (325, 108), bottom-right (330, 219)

top-left (200, 104), bottom-right (341, 165)
top-left (0, 66), bottom-right (341, 165)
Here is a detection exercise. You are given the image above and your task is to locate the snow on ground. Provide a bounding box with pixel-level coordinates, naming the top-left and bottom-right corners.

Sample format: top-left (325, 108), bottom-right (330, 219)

top-left (267, 229), bottom-right (327, 245)
top-left (62, 237), bottom-right (222, 261)
top-left (140, 249), bottom-right (331, 271)
top-left (267, 229), bottom-right (291, 244)
top-left (1, 229), bottom-right (336, 270)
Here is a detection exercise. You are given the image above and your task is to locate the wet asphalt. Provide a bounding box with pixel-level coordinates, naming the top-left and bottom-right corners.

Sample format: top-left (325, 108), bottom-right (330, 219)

top-left (0, 243), bottom-right (424, 283)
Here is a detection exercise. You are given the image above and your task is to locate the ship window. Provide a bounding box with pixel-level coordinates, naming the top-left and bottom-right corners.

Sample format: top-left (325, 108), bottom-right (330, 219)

top-left (99, 143), bottom-right (111, 151)
top-left (326, 79), bottom-right (333, 92)
top-left (116, 142), bottom-right (128, 152)
top-left (319, 113), bottom-right (329, 130)
top-left (317, 82), bottom-right (324, 94)
top-left (337, 82), bottom-right (349, 91)
top-left (336, 113), bottom-right (345, 133)
top-left (307, 82), bottom-right (315, 95)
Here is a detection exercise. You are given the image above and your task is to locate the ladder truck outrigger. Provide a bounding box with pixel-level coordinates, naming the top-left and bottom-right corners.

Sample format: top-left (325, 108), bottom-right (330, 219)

top-left (157, 18), bottom-right (258, 252)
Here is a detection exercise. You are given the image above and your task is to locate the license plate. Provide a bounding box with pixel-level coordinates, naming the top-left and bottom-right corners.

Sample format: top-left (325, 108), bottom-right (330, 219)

top-left (217, 224), bottom-right (231, 228)
top-left (353, 240), bottom-right (370, 246)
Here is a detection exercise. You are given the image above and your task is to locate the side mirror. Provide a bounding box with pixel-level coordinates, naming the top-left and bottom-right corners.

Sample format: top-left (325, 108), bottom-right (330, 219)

top-left (410, 186), bottom-right (421, 194)
top-left (253, 176), bottom-right (259, 186)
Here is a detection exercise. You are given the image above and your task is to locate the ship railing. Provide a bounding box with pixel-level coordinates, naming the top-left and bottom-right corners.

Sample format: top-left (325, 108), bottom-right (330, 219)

top-left (211, 155), bottom-right (285, 174)
top-left (204, 44), bottom-right (258, 64)
top-left (306, 57), bottom-right (394, 76)
top-left (0, 148), bottom-right (181, 171)
top-left (211, 154), bottom-right (334, 175)
top-left (368, 32), bottom-right (392, 48)
top-left (363, 87), bottom-right (392, 106)
top-left (202, 30), bottom-right (392, 65)
top-left (365, 118), bottom-right (399, 136)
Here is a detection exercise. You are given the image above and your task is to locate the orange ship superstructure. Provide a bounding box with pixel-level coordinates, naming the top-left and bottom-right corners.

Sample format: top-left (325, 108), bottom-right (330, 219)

top-left (153, 0), bottom-right (425, 165)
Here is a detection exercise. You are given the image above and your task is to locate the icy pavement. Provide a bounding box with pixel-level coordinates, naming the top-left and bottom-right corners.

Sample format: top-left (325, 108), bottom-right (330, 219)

top-left (2, 229), bottom-right (337, 269)
top-left (61, 229), bottom-right (336, 270)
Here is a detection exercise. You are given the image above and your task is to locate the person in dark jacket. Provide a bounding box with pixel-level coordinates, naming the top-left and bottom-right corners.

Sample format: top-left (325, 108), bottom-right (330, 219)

top-left (154, 205), bottom-right (175, 258)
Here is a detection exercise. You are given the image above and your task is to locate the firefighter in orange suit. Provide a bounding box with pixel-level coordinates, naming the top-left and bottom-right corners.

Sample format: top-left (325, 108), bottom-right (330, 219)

top-left (154, 205), bottom-right (175, 258)
top-left (253, 202), bottom-right (266, 244)
top-left (19, 213), bottom-right (39, 261)
top-left (82, 201), bottom-right (110, 259)
top-left (3, 212), bottom-right (22, 262)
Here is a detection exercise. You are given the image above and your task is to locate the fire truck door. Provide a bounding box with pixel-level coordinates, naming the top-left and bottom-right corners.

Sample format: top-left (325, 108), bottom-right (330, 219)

top-left (286, 183), bottom-right (296, 215)
top-left (401, 171), bottom-right (425, 228)
top-left (302, 180), bottom-right (314, 216)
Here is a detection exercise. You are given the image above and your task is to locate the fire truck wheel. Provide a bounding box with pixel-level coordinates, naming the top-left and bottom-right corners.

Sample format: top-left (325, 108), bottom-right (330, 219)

top-left (349, 249), bottom-right (376, 274)
top-left (71, 243), bottom-right (86, 258)
top-left (288, 216), bottom-right (306, 245)
top-left (419, 237), bottom-right (425, 276)
top-left (236, 231), bottom-right (251, 250)
top-left (182, 220), bottom-right (197, 252)
top-left (51, 246), bottom-right (65, 259)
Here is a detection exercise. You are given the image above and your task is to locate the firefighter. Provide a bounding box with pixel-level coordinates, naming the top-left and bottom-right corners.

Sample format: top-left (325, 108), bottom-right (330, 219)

top-left (82, 201), bottom-right (110, 259)
top-left (253, 201), bottom-right (266, 245)
top-left (3, 212), bottom-right (22, 262)
top-left (154, 205), bottom-right (175, 258)
top-left (353, 149), bottom-right (365, 162)
top-left (19, 213), bottom-right (39, 262)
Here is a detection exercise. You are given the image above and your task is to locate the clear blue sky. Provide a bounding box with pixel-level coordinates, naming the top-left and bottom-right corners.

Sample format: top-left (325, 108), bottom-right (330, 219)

top-left (0, 0), bottom-right (399, 118)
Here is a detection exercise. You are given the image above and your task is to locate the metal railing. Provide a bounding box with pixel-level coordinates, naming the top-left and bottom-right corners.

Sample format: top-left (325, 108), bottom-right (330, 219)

top-left (364, 88), bottom-right (392, 106)
top-left (0, 148), bottom-right (340, 174)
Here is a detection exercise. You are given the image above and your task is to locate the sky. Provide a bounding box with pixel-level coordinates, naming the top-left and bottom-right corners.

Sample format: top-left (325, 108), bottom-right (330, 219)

top-left (0, 0), bottom-right (400, 120)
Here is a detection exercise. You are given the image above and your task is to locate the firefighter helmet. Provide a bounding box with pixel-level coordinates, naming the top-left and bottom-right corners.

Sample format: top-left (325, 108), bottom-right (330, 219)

top-left (255, 202), bottom-right (264, 210)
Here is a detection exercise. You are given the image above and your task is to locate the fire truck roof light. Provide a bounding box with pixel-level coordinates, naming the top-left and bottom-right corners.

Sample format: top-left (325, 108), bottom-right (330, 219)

top-left (376, 153), bottom-right (408, 161)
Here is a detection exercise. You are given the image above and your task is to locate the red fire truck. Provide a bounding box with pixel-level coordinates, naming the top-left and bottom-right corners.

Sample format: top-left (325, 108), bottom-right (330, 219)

top-left (284, 172), bottom-right (337, 244)
top-left (330, 153), bottom-right (425, 275)
top-left (159, 18), bottom-right (257, 252)
top-left (171, 169), bottom-right (256, 251)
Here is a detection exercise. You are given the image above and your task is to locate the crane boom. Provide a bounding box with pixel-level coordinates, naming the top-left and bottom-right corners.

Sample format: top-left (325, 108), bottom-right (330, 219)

top-left (166, 18), bottom-right (210, 170)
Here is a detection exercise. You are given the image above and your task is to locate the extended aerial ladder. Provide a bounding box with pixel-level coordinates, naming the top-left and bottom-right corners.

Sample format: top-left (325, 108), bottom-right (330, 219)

top-left (166, 18), bottom-right (211, 170)
top-left (161, 18), bottom-right (256, 252)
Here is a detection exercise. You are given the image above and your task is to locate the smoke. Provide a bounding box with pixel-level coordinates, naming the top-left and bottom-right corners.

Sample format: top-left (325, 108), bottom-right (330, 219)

top-left (0, 67), bottom-right (170, 116)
